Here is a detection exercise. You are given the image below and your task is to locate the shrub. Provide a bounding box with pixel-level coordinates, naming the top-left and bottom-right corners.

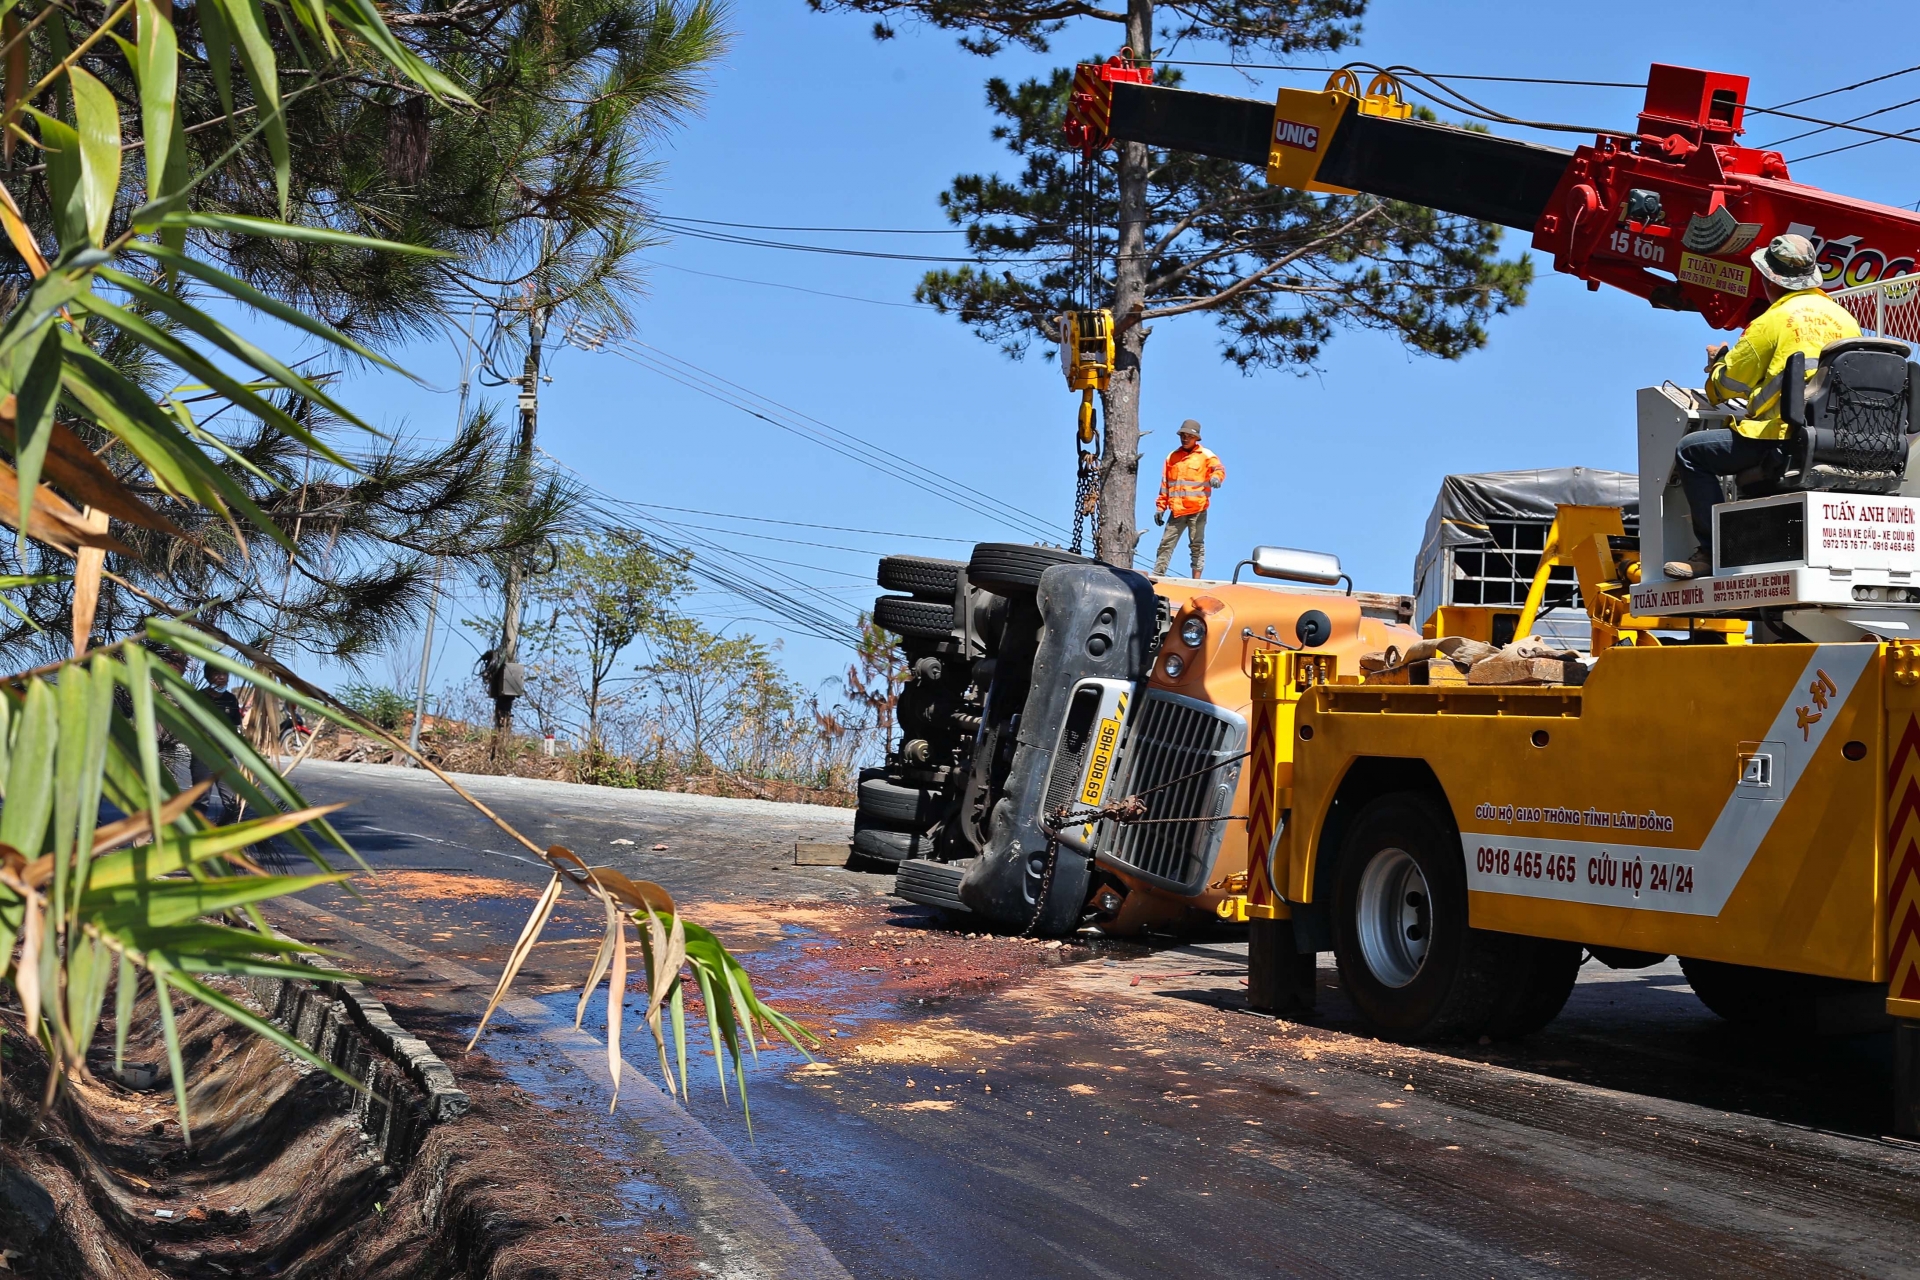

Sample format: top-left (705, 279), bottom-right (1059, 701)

top-left (342, 684), bottom-right (415, 731)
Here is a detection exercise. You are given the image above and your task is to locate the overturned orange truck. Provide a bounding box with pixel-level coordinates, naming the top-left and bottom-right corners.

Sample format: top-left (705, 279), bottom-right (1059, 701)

top-left (861, 541), bottom-right (1417, 936)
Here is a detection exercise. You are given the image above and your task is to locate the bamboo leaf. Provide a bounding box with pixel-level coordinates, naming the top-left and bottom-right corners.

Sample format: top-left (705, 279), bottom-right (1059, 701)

top-left (112, 949), bottom-right (134, 1072)
top-left (152, 970), bottom-right (191, 1146)
top-left (97, 269), bottom-right (371, 435)
top-left (120, 643), bottom-right (169, 843)
top-left (2, 10), bottom-right (24, 165)
top-left (66, 67), bottom-right (120, 247)
top-left (143, 658), bottom-right (354, 872)
top-left (135, 0), bottom-right (178, 202)
top-left (6, 323), bottom-right (63, 563)
top-left (86, 873), bottom-right (346, 930)
top-left (158, 211), bottom-right (449, 255)
top-left (1, 680), bottom-right (56, 859)
top-left (17, 886), bottom-right (41, 1039)
top-left (52, 663), bottom-right (89, 925)
top-left (86, 806), bottom-right (344, 890)
top-left (574, 893), bottom-right (617, 1030)
top-left (198, 0), bottom-right (233, 120)
top-left (328, 0), bottom-right (469, 103)
top-left (124, 242), bottom-right (400, 372)
top-left (465, 872), bottom-right (563, 1050)
top-left (670, 979), bottom-right (687, 1098)
top-left (76, 291), bottom-right (358, 463)
top-left (202, 0), bottom-right (286, 214)
top-left (59, 335), bottom-right (294, 550)
top-left (606, 908), bottom-right (626, 1110)
top-left (26, 110), bottom-right (85, 250)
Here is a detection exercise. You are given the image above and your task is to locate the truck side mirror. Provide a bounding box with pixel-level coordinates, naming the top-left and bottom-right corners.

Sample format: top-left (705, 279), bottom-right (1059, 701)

top-left (1781, 350), bottom-right (1806, 427)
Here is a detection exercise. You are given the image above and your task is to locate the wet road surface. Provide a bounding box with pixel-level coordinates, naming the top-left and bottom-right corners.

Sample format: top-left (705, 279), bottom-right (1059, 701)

top-left (277, 761), bottom-right (1920, 1279)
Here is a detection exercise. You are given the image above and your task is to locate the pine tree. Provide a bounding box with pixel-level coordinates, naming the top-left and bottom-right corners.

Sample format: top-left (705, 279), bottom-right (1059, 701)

top-left (811, 1), bottom-right (1530, 567)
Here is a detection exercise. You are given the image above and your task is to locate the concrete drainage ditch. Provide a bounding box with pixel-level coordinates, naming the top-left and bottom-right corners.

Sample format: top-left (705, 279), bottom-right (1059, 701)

top-left (0, 950), bottom-right (608, 1278)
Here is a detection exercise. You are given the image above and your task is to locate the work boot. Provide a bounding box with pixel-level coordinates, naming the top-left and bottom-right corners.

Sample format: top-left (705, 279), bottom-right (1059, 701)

top-left (1662, 551), bottom-right (1712, 580)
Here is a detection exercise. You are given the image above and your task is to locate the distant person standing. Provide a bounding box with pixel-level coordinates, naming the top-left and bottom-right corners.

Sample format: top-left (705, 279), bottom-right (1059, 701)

top-left (192, 666), bottom-right (245, 823)
top-left (1152, 419), bottom-right (1225, 577)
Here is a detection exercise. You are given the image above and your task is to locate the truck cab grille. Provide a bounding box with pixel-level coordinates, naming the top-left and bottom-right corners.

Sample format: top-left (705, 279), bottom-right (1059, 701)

top-left (1095, 690), bottom-right (1245, 895)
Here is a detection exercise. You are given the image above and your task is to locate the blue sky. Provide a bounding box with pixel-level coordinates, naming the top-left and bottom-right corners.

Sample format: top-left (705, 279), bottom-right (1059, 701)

top-left (322, 0), bottom-right (1920, 708)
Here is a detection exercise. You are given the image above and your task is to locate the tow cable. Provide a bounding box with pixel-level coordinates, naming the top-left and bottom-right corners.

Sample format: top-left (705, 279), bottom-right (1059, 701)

top-left (1023, 749), bottom-right (1251, 937)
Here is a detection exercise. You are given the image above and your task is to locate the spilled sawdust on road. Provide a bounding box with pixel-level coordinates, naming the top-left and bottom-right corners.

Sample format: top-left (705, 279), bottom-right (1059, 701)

top-left (850, 1022), bottom-right (1022, 1064)
top-left (361, 869), bottom-right (544, 901)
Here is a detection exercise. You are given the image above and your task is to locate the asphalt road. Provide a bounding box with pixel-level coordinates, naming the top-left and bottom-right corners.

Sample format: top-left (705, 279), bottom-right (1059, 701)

top-left (280, 761), bottom-right (1920, 1280)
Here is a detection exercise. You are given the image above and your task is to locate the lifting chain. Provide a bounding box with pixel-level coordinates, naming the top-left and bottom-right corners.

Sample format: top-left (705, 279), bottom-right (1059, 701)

top-left (1021, 749), bottom-right (1252, 936)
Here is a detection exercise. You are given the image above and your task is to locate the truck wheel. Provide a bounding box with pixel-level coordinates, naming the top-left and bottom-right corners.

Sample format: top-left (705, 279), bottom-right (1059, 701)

top-left (857, 777), bottom-right (942, 828)
top-left (1331, 792), bottom-right (1517, 1041)
top-left (874, 595), bottom-right (955, 639)
top-left (1484, 938), bottom-right (1583, 1039)
top-left (853, 817), bottom-right (932, 862)
top-left (965, 543), bottom-right (1088, 596)
top-left (1679, 957), bottom-right (1821, 1028)
top-left (877, 555), bottom-right (964, 600)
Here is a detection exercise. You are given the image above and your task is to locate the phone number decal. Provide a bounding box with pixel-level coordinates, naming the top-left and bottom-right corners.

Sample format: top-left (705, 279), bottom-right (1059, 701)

top-left (1473, 845), bottom-right (1694, 897)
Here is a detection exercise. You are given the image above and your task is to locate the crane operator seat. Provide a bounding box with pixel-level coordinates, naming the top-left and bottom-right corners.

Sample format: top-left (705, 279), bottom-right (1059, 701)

top-left (1736, 336), bottom-right (1920, 498)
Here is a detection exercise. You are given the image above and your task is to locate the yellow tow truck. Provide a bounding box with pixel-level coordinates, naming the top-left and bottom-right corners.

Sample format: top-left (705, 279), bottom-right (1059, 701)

top-left (1231, 325), bottom-right (1920, 1132)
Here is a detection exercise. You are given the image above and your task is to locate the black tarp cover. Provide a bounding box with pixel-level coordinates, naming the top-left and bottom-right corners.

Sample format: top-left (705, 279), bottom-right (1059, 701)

top-left (1412, 467), bottom-right (1638, 603)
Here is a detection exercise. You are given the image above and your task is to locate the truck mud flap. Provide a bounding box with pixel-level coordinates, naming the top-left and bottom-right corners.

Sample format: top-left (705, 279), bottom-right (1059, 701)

top-left (895, 859), bottom-right (972, 917)
top-left (960, 561), bottom-right (1157, 934)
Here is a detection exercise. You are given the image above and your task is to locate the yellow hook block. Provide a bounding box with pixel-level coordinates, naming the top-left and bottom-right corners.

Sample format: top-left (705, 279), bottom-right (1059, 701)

top-left (1060, 309), bottom-right (1114, 392)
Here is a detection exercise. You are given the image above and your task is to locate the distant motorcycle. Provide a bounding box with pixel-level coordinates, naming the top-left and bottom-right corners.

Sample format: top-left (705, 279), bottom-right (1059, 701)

top-left (279, 705), bottom-right (312, 757)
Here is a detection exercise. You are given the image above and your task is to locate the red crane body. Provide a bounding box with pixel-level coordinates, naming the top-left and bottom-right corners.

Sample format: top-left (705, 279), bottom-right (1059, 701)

top-left (1538, 65), bottom-right (1920, 329)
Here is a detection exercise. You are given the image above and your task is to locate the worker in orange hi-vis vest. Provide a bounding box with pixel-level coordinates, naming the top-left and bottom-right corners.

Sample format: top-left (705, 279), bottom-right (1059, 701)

top-left (1152, 419), bottom-right (1225, 577)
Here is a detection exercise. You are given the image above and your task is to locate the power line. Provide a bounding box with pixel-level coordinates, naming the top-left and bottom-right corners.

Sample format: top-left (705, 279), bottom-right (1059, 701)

top-left (615, 501), bottom-right (979, 544)
top-left (1748, 103), bottom-right (1920, 150)
top-left (1757, 94), bottom-right (1920, 150)
top-left (1760, 62), bottom-right (1920, 112)
top-left (1154, 60), bottom-right (1645, 88)
top-left (661, 215), bottom-right (964, 235)
top-left (640, 257), bottom-right (931, 310)
top-left (655, 219), bottom-right (1062, 264)
top-left (594, 336), bottom-right (1073, 545)
top-left (1789, 124), bottom-right (1920, 165)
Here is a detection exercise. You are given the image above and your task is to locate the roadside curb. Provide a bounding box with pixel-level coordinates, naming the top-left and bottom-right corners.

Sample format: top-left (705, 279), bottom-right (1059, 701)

top-left (242, 956), bottom-right (472, 1172)
top-left (276, 896), bottom-right (852, 1280)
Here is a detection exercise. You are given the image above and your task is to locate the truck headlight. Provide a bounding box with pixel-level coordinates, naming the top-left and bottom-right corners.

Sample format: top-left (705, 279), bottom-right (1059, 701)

top-left (1179, 616), bottom-right (1206, 648)
top-left (1163, 652), bottom-right (1186, 679)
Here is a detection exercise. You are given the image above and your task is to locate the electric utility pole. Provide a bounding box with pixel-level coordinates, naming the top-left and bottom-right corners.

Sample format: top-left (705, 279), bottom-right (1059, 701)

top-left (490, 296), bottom-right (548, 732)
top-left (406, 302), bottom-right (478, 762)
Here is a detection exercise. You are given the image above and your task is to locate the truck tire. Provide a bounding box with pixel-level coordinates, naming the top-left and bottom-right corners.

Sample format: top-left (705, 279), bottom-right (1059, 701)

top-left (896, 858), bottom-right (973, 918)
top-left (966, 543), bottom-right (1089, 596)
top-left (1484, 937), bottom-right (1583, 1039)
top-left (1679, 957), bottom-right (1822, 1028)
top-left (853, 817), bottom-right (932, 862)
top-left (1331, 792), bottom-right (1523, 1041)
top-left (873, 595), bottom-right (954, 639)
top-left (857, 776), bottom-right (942, 828)
top-left (877, 555), bottom-right (964, 600)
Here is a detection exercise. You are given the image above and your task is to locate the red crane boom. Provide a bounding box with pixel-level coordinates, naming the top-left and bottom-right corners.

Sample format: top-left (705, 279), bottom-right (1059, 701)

top-left (1092, 62), bottom-right (1920, 331)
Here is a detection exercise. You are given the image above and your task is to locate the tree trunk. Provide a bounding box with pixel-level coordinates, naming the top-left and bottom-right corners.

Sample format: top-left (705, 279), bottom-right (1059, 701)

top-left (1095, 0), bottom-right (1153, 570)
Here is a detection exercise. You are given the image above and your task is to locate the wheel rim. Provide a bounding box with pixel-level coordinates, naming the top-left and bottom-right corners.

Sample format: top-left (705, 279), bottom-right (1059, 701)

top-left (1355, 846), bottom-right (1432, 988)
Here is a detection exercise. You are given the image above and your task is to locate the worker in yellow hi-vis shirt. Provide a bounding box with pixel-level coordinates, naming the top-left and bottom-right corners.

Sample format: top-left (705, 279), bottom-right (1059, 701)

top-left (1666, 233), bottom-right (1860, 579)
